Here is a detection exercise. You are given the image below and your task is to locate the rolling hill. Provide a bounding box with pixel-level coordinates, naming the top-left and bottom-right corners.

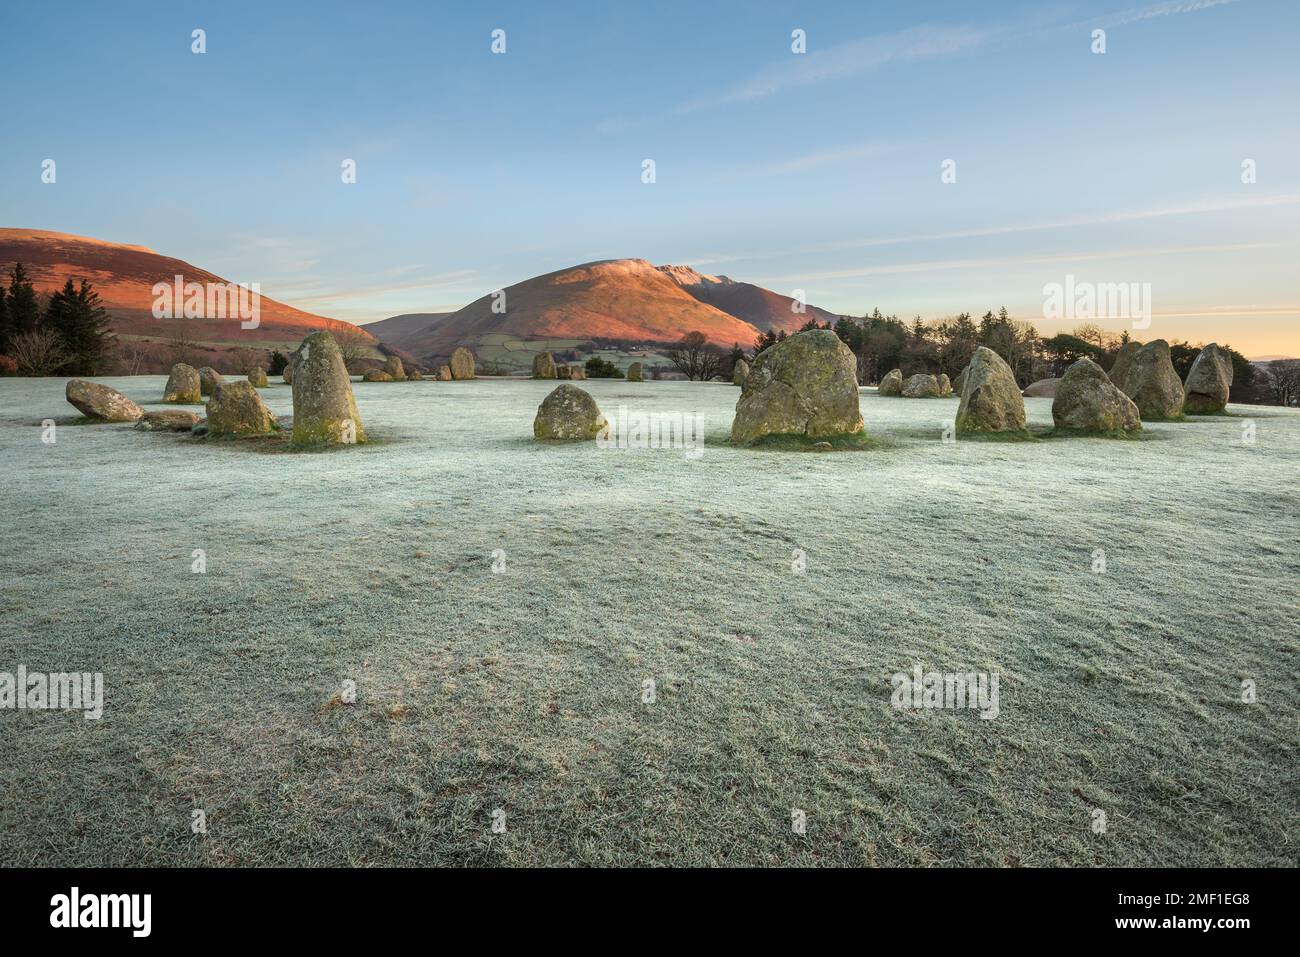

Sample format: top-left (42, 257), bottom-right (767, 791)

top-left (362, 259), bottom-right (839, 363)
top-left (0, 228), bottom-right (372, 350)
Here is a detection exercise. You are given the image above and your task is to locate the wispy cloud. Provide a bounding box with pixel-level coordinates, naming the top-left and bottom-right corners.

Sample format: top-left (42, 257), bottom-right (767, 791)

top-left (720, 141), bottom-right (901, 180)
top-left (1089, 0), bottom-right (1242, 29)
top-left (686, 193), bottom-right (1300, 267)
top-left (752, 241), bottom-right (1282, 285)
top-left (599, 23), bottom-right (998, 132)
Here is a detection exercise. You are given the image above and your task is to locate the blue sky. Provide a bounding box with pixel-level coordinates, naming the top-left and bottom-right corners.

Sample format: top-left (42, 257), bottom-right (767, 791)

top-left (2, 0), bottom-right (1297, 354)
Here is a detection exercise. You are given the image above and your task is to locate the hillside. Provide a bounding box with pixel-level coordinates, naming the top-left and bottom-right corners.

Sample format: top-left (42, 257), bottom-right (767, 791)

top-left (0, 228), bottom-right (372, 349)
top-left (363, 259), bottom-right (839, 364)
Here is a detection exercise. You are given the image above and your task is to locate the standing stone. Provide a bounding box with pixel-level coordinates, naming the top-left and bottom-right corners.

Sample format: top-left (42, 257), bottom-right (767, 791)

top-left (1052, 358), bottom-right (1141, 433)
top-left (955, 347), bottom-right (1026, 434)
top-left (450, 347), bottom-right (476, 380)
top-left (556, 365), bottom-right (573, 380)
top-left (1021, 378), bottom-right (1061, 398)
top-left (383, 355), bottom-right (406, 381)
top-left (532, 352), bottom-right (557, 379)
top-left (65, 379), bottom-right (144, 422)
top-left (626, 362), bottom-right (643, 382)
top-left (1120, 339), bottom-right (1184, 420)
top-left (198, 367), bottom-right (223, 396)
top-left (436, 364), bottom-right (452, 381)
top-left (247, 368), bottom-right (268, 388)
top-left (1183, 343), bottom-right (1233, 413)
top-left (902, 373), bottom-right (941, 398)
top-left (952, 367), bottom-right (969, 397)
top-left (292, 331), bottom-right (366, 446)
top-left (206, 381), bottom-right (276, 436)
top-left (163, 363), bottom-right (201, 403)
top-left (878, 369), bottom-right (903, 396)
top-left (731, 329), bottom-right (863, 446)
top-left (938, 373), bottom-right (953, 396)
top-left (533, 384), bottom-right (608, 440)
top-left (732, 358), bottom-right (751, 386)
top-left (1108, 341), bottom-right (1140, 386)
top-left (568, 365), bottom-right (586, 380)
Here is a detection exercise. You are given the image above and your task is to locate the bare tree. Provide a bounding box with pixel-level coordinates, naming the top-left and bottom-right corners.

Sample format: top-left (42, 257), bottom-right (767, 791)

top-left (666, 331), bottom-right (723, 381)
top-left (11, 329), bottom-right (69, 376)
top-left (227, 346), bottom-right (266, 375)
top-left (1263, 360), bottom-right (1300, 407)
top-left (116, 338), bottom-right (159, 375)
top-left (162, 324), bottom-right (203, 367)
top-left (333, 327), bottom-right (373, 373)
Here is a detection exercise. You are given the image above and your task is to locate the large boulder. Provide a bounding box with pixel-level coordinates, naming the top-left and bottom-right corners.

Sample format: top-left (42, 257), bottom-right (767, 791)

top-left (450, 347), bottom-right (476, 380)
top-left (938, 373), bottom-right (953, 396)
top-left (1108, 341), bottom-right (1140, 386)
top-left (206, 381), bottom-right (276, 436)
top-left (732, 359), bottom-right (751, 386)
top-left (435, 365), bottom-right (452, 381)
top-left (1121, 339), bottom-right (1184, 420)
top-left (65, 379), bottom-right (144, 422)
top-left (247, 368), bottom-right (268, 388)
top-left (533, 384), bottom-right (608, 440)
top-left (626, 361), bottom-right (643, 382)
top-left (163, 363), bottom-right (201, 403)
top-left (955, 347), bottom-right (1026, 434)
top-left (1052, 358), bottom-right (1141, 433)
top-left (362, 370), bottom-right (394, 382)
top-left (1022, 377), bottom-right (1061, 398)
top-left (197, 367), bottom-right (223, 396)
top-left (878, 369), bottom-right (903, 396)
top-left (291, 331), bottom-right (366, 446)
top-left (902, 373), bottom-right (940, 398)
top-left (135, 409), bottom-right (201, 432)
top-left (1183, 343), bottom-right (1233, 413)
top-left (731, 329), bottom-right (863, 445)
top-left (383, 355), bottom-right (406, 381)
top-left (532, 352), bottom-right (557, 379)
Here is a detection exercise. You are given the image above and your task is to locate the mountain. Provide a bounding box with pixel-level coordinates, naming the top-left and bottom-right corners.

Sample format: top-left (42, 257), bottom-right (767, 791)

top-left (0, 228), bottom-right (372, 348)
top-left (362, 258), bottom-right (837, 362)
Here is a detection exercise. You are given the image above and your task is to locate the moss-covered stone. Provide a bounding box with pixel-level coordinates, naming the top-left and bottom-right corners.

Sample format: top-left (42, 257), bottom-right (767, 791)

top-left (878, 369), bottom-right (903, 396)
top-left (197, 367), bottom-right (223, 396)
top-left (955, 347), bottom-right (1025, 434)
top-left (1183, 342), bottom-right (1232, 414)
top-left (533, 384), bottom-right (608, 440)
top-left (732, 329), bottom-right (863, 446)
top-left (292, 331), bottom-right (366, 446)
top-left (626, 361), bottom-right (643, 382)
top-left (65, 379), bottom-right (144, 422)
top-left (732, 358), bottom-right (750, 386)
top-left (1052, 357), bottom-right (1141, 433)
top-left (163, 363), bottom-right (202, 403)
top-left (450, 347), bottom-right (476, 379)
top-left (383, 356), bottom-right (406, 380)
top-left (363, 370), bottom-right (394, 382)
top-left (206, 380), bottom-right (276, 436)
top-left (247, 368), bottom-right (268, 388)
top-left (532, 352), bottom-right (557, 379)
top-left (1121, 339), bottom-right (1185, 420)
top-left (902, 373), bottom-right (940, 398)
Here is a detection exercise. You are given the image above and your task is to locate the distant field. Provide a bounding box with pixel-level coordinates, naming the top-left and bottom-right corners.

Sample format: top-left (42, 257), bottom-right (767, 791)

top-left (0, 376), bottom-right (1296, 866)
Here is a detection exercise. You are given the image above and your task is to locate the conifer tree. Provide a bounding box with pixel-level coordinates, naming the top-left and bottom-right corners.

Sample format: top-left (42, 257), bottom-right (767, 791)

top-left (6, 263), bottom-right (41, 338)
top-left (46, 279), bottom-right (116, 374)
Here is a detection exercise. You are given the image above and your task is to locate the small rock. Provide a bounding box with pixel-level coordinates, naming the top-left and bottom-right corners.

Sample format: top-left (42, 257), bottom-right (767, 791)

top-left (533, 384), bottom-right (608, 440)
top-left (206, 381), bottom-right (276, 436)
top-left (363, 370), bottom-right (394, 382)
top-left (136, 409), bottom-right (201, 432)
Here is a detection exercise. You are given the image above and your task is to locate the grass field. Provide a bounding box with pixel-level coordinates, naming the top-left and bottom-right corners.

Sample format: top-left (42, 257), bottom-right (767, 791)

top-left (0, 375), bottom-right (1296, 866)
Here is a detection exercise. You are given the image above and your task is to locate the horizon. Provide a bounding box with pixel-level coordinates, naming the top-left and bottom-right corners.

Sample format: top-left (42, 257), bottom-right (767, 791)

top-left (2, 0), bottom-right (1298, 357)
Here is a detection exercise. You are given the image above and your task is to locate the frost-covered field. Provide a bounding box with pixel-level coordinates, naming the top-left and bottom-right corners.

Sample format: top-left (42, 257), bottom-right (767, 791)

top-left (1, 375), bottom-right (1296, 866)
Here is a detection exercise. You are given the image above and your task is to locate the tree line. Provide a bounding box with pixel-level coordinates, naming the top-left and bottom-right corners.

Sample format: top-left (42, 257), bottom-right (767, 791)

top-left (666, 309), bottom-right (1297, 407)
top-left (0, 264), bottom-right (116, 376)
